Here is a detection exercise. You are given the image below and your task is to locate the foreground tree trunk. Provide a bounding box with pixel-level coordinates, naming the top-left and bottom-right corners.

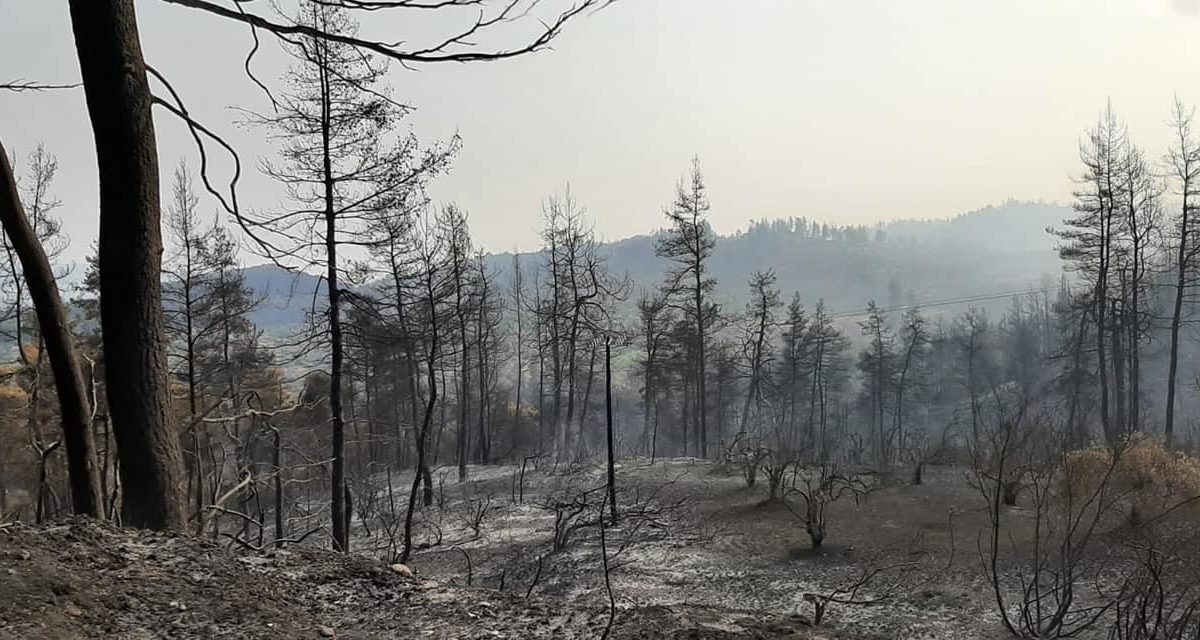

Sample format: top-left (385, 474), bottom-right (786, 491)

top-left (0, 138), bottom-right (103, 519)
top-left (67, 0), bottom-right (186, 529)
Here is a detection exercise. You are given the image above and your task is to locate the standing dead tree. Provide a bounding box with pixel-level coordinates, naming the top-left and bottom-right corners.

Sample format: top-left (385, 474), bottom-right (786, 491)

top-left (656, 157), bottom-right (718, 459)
top-left (635, 291), bottom-right (672, 460)
top-left (401, 208), bottom-right (453, 564)
top-left (736, 271), bottom-right (781, 452)
top-left (1053, 104), bottom-right (1128, 443)
top-left (161, 160), bottom-right (219, 530)
top-left (536, 190), bottom-right (627, 461)
top-left (0, 137), bottom-right (102, 518)
top-left (368, 204), bottom-right (440, 506)
top-left (1163, 99), bottom-right (1200, 448)
top-left (443, 205), bottom-right (474, 482)
top-left (858, 302), bottom-right (895, 465)
top-left (243, 3), bottom-right (456, 550)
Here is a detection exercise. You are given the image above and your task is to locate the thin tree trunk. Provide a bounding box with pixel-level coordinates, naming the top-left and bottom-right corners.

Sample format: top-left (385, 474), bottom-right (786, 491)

top-left (318, 47), bottom-right (348, 552)
top-left (807, 340), bottom-right (824, 455)
top-left (476, 300), bottom-right (489, 464)
top-left (1167, 247), bottom-right (1187, 447)
top-left (695, 269), bottom-right (708, 458)
top-left (605, 338), bottom-right (617, 523)
top-left (0, 139), bottom-right (102, 518)
top-left (403, 271), bottom-right (440, 564)
top-left (272, 428), bottom-right (284, 547)
top-left (513, 257), bottom-right (524, 456)
top-left (578, 342), bottom-right (598, 455)
top-left (1112, 298), bottom-right (1126, 438)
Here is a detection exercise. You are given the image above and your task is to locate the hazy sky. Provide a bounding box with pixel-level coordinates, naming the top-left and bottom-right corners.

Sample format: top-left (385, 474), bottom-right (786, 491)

top-left (4, 0), bottom-right (1200, 264)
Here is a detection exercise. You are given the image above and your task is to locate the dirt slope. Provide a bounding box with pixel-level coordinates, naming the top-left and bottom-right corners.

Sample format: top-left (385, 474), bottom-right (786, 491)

top-left (0, 519), bottom-right (816, 639)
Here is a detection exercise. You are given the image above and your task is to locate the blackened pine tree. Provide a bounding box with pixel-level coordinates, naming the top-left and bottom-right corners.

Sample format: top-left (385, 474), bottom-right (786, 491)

top-left (246, 4), bottom-right (453, 551)
top-left (858, 302), bottom-right (894, 465)
top-left (1163, 100), bottom-right (1200, 447)
top-left (656, 158), bottom-right (718, 458)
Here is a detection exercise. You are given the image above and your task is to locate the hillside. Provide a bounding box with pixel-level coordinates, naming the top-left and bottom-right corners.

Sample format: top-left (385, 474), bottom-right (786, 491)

top-left (241, 200), bottom-right (1070, 333)
top-left (0, 518), bottom-right (810, 639)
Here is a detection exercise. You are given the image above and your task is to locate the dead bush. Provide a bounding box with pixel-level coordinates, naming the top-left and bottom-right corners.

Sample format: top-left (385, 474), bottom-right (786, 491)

top-left (458, 484), bottom-right (494, 539)
top-left (537, 479), bottom-right (690, 558)
top-left (539, 485), bottom-right (605, 552)
top-left (763, 454), bottom-right (792, 500)
top-left (736, 445), bottom-right (770, 489)
top-left (1111, 543), bottom-right (1200, 640)
top-left (782, 464), bottom-right (872, 548)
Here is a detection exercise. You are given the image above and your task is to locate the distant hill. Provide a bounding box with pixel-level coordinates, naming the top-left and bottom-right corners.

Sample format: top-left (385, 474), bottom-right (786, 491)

top-left (497, 199), bottom-right (1070, 319)
top-left (234, 200), bottom-right (1071, 333)
top-left (241, 264), bottom-right (325, 331)
top-left (882, 200), bottom-right (1064, 254)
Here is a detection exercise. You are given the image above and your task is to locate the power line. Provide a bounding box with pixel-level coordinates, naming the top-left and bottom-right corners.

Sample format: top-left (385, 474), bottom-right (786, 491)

top-left (828, 284), bottom-right (1083, 320)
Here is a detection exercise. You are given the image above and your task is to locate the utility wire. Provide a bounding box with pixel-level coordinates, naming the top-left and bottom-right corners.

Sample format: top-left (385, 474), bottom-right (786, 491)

top-left (828, 283), bottom-right (1084, 320)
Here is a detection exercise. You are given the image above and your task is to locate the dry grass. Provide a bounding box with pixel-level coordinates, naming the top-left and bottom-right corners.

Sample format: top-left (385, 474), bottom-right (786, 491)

top-left (1065, 438), bottom-right (1200, 524)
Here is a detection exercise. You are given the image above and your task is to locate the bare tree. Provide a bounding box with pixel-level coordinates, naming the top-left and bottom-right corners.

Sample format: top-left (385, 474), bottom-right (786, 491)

top-left (161, 160), bottom-right (215, 526)
top-left (1113, 140), bottom-right (1160, 435)
top-left (737, 271), bottom-right (781, 449)
top-left (805, 300), bottom-right (846, 462)
top-left (511, 253), bottom-right (527, 455)
top-left (442, 204), bottom-right (474, 481)
top-left (656, 157), bottom-right (718, 458)
top-left (537, 189), bottom-right (626, 461)
top-left (858, 301), bottom-right (894, 464)
top-left (1054, 104), bottom-right (1126, 443)
top-left (777, 293), bottom-right (809, 454)
top-left (892, 307), bottom-right (929, 462)
top-left (0, 139), bottom-right (102, 518)
top-left (369, 202), bottom-right (437, 504)
top-left (402, 207), bottom-right (453, 564)
top-left (635, 291), bottom-right (672, 459)
top-left (782, 463), bottom-right (871, 549)
top-left (243, 4), bottom-right (457, 550)
top-left (1163, 98), bottom-right (1200, 447)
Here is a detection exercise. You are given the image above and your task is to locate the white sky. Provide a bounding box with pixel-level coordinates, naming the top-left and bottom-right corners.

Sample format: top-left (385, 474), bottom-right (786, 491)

top-left (4, 0), bottom-right (1200, 264)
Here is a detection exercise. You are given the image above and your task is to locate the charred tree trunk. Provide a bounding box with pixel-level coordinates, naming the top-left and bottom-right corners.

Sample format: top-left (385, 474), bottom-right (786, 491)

top-left (272, 427), bottom-right (284, 547)
top-left (1111, 299), bottom-right (1127, 439)
top-left (695, 271), bottom-right (708, 458)
top-left (318, 46), bottom-right (349, 551)
top-left (67, 0), bottom-right (187, 528)
top-left (605, 338), bottom-right (617, 523)
top-left (403, 275), bottom-right (440, 564)
top-left (0, 138), bottom-right (102, 519)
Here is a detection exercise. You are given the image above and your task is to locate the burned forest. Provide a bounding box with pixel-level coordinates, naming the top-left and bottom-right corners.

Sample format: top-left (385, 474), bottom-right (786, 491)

top-left (4, 1), bottom-right (1200, 639)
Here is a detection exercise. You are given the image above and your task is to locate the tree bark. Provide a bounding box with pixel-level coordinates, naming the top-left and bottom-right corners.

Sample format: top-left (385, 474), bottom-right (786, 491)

top-left (0, 140), bottom-right (102, 518)
top-left (67, 0), bottom-right (186, 529)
